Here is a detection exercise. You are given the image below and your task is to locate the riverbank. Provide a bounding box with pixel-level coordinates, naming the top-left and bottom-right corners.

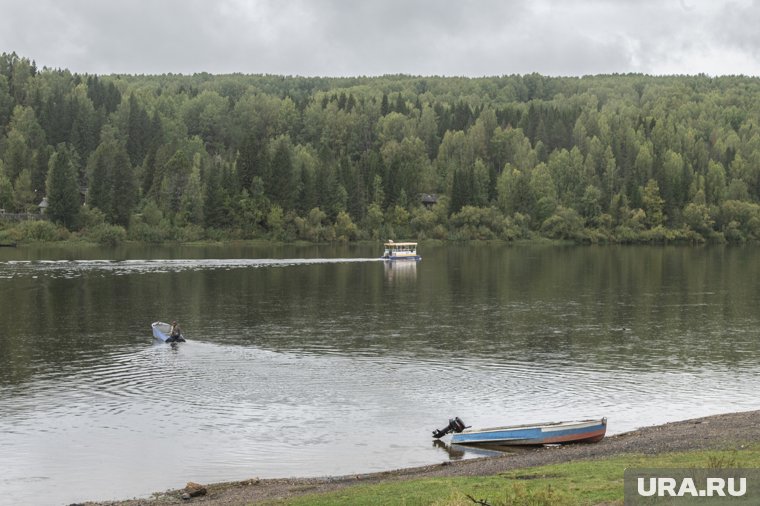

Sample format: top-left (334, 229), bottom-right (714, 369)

top-left (86, 410), bottom-right (760, 505)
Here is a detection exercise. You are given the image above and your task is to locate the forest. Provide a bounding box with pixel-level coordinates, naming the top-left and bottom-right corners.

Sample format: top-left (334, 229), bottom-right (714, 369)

top-left (2, 51), bottom-right (760, 244)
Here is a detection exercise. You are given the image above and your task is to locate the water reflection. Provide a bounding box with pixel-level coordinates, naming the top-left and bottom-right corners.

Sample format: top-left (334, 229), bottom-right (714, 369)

top-left (432, 439), bottom-right (465, 459)
top-left (432, 439), bottom-right (516, 460)
top-left (383, 260), bottom-right (418, 283)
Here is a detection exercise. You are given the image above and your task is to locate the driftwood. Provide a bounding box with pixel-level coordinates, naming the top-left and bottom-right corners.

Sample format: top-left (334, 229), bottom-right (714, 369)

top-left (465, 494), bottom-right (492, 506)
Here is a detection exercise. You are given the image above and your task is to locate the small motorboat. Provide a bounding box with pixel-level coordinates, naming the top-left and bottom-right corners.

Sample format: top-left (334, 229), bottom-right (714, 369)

top-left (433, 416), bottom-right (607, 446)
top-left (151, 321), bottom-right (186, 343)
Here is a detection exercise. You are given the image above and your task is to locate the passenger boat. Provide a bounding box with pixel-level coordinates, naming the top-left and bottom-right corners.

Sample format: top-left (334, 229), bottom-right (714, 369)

top-left (382, 240), bottom-right (421, 261)
top-left (151, 321), bottom-right (186, 343)
top-left (433, 417), bottom-right (606, 446)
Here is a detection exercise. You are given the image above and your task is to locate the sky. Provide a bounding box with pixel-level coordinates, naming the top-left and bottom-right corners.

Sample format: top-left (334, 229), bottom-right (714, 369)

top-left (1, 0), bottom-right (760, 77)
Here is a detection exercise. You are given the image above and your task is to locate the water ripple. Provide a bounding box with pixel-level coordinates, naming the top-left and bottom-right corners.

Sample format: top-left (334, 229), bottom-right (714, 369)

top-left (0, 257), bottom-right (384, 278)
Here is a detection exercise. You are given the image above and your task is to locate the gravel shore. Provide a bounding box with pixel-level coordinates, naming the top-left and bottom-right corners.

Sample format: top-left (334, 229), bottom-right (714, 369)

top-left (87, 410), bottom-right (760, 505)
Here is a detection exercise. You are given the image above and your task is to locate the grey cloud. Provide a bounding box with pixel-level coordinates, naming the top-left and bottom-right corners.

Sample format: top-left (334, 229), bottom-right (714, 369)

top-left (715, 1), bottom-right (760, 59)
top-left (0, 0), bottom-right (758, 76)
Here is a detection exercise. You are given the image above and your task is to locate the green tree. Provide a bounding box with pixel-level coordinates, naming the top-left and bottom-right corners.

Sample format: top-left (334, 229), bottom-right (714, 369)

top-left (705, 161), bottom-right (727, 206)
top-left (68, 84), bottom-right (98, 159)
top-left (181, 90), bottom-right (228, 152)
top-left (417, 104), bottom-right (439, 158)
top-left (660, 149), bottom-right (688, 221)
top-left (88, 130), bottom-right (137, 227)
top-left (126, 93), bottom-right (151, 166)
top-left (472, 159), bottom-right (490, 207)
top-left (268, 135), bottom-right (297, 210)
top-left (0, 171), bottom-right (13, 211)
top-left (110, 147), bottom-right (137, 227)
top-left (265, 204), bottom-right (285, 239)
top-left (294, 145), bottom-right (318, 214)
top-left (683, 202), bottom-right (714, 236)
top-left (325, 176), bottom-right (348, 221)
top-left (335, 210), bottom-right (358, 241)
top-left (46, 144), bottom-right (81, 228)
top-left (529, 163), bottom-right (557, 223)
top-left (540, 206), bottom-right (585, 240)
top-left (0, 75), bottom-right (12, 128)
top-left (203, 161), bottom-right (231, 229)
top-left (641, 179), bottom-right (665, 228)
top-left (580, 184), bottom-right (603, 223)
top-left (449, 165), bottom-right (473, 215)
top-left (634, 141), bottom-right (654, 186)
top-left (380, 137), bottom-right (427, 208)
top-left (13, 168), bottom-right (36, 212)
top-left (364, 202), bottom-right (384, 239)
top-left (2, 105), bottom-right (47, 188)
top-left (437, 130), bottom-right (474, 196)
top-left (158, 150), bottom-right (191, 217)
top-left (87, 135), bottom-right (116, 217)
top-left (2, 129), bottom-right (30, 182)
top-left (497, 165), bottom-right (533, 216)
top-left (236, 131), bottom-right (269, 193)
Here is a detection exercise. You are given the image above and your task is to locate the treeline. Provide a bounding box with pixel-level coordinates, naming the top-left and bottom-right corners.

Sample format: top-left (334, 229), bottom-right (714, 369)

top-left (3, 51), bottom-right (760, 244)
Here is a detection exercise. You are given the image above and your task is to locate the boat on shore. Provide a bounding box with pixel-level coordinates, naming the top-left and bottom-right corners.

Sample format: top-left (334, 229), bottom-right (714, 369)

top-left (382, 240), bottom-right (421, 261)
top-left (433, 417), bottom-right (607, 446)
top-left (151, 321), bottom-right (186, 343)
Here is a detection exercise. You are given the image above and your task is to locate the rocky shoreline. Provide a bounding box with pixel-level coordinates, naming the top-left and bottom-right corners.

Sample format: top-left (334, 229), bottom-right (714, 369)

top-left (86, 410), bottom-right (760, 506)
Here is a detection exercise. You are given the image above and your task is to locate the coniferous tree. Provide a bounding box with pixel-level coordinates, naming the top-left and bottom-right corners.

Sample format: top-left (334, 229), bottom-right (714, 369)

top-left (126, 94), bottom-right (150, 166)
top-left (203, 164), bottom-right (229, 229)
top-left (158, 150), bottom-right (191, 217)
top-left (450, 166), bottom-right (473, 215)
top-left (0, 76), bottom-right (12, 131)
top-left (87, 136), bottom-right (116, 216)
top-left (46, 143), bottom-right (80, 228)
top-left (380, 93), bottom-right (390, 116)
top-left (237, 132), bottom-right (269, 193)
top-left (110, 147), bottom-right (137, 227)
top-left (140, 111), bottom-right (165, 195)
top-left (268, 135), bottom-right (296, 210)
top-left (69, 85), bottom-right (97, 159)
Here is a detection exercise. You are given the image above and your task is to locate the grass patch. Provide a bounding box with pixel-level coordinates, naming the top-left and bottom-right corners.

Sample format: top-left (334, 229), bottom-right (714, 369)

top-left (266, 446), bottom-right (760, 506)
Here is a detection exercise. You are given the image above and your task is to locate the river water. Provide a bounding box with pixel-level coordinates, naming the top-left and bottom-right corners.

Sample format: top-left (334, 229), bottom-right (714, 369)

top-left (1, 243), bottom-right (759, 505)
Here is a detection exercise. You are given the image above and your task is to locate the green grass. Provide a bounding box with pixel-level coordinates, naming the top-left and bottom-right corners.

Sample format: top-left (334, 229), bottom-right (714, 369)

top-left (264, 446), bottom-right (760, 506)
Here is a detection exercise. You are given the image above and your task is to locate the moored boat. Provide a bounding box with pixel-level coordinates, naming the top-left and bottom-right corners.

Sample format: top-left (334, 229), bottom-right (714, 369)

top-left (382, 240), bottom-right (421, 261)
top-left (151, 321), bottom-right (186, 343)
top-left (433, 417), bottom-right (607, 446)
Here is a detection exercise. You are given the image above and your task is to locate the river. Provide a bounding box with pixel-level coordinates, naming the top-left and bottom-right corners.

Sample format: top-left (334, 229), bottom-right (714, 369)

top-left (1, 242), bottom-right (759, 505)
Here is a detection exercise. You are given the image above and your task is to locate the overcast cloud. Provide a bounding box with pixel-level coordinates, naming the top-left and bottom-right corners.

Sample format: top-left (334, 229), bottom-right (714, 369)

top-left (1, 0), bottom-right (759, 76)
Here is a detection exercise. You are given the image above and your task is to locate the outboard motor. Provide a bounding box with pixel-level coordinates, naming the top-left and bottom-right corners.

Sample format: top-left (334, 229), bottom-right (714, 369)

top-left (432, 417), bottom-right (467, 439)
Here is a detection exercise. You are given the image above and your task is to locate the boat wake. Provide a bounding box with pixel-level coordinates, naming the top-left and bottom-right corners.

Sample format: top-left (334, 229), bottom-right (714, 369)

top-left (0, 257), bottom-right (384, 279)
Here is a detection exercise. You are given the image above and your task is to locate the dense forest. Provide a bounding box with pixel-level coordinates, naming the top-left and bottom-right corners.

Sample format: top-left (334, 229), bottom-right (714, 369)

top-left (2, 51), bottom-right (760, 244)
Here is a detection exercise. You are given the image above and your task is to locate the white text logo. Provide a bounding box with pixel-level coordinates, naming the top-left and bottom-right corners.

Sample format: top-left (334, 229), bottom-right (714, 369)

top-left (637, 477), bottom-right (746, 498)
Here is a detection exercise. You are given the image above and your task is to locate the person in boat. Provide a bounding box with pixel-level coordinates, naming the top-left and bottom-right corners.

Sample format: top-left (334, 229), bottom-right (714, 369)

top-left (169, 320), bottom-right (182, 341)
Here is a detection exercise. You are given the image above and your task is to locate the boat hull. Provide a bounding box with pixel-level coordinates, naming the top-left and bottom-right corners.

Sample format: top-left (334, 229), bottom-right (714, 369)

top-left (151, 321), bottom-right (185, 343)
top-left (382, 255), bottom-right (421, 261)
top-left (451, 418), bottom-right (607, 446)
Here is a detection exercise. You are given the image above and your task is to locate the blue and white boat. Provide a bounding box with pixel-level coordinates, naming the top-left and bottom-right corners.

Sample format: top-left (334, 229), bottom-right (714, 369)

top-left (151, 321), bottom-right (185, 343)
top-left (382, 241), bottom-right (421, 261)
top-left (433, 417), bottom-right (607, 446)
